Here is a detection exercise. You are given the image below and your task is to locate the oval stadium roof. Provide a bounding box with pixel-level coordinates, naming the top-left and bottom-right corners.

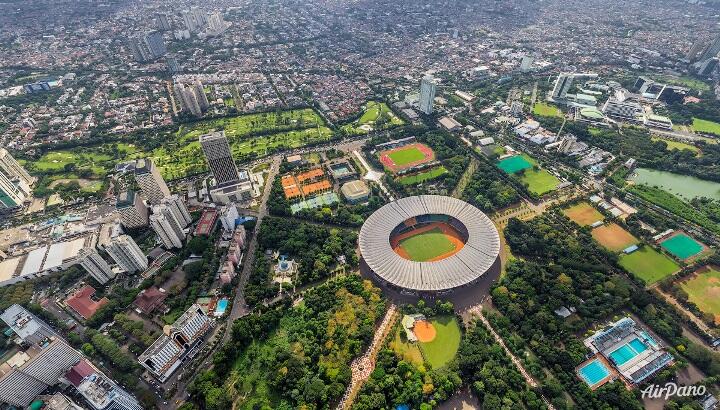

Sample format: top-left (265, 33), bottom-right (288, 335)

top-left (359, 195), bottom-right (500, 292)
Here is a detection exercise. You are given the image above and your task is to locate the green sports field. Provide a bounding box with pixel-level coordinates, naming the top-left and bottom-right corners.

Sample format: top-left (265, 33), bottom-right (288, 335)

top-left (563, 202), bottom-right (604, 226)
top-left (680, 266), bottom-right (720, 325)
top-left (419, 316), bottom-right (462, 369)
top-left (619, 246), bottom-right (680, 285)
top-left (660, 234), bottom-right (704, 260)
top-left (521, 169), bottom-right (560, 195)
top-left (692, 118), bottom-right (720, 136)
top-left (532, 102), bottom-right (562, 118)
top-left (397, 227), bottom-right (456, 261)
top-left (388, 146), bottom-right (426, 166)
top-left (397, 166), bottom-right (447, 186)
top-left (497, 154), bottom-right (534, 174)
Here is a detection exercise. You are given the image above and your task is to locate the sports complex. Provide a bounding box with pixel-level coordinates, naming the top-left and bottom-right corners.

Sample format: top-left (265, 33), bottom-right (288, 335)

top-left (358, 195), bottom-right (501, 295)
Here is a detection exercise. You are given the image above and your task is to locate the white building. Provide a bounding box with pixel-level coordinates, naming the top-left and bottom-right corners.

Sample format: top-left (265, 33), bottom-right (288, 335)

top-left (150, 202), bottom-right (187, 249)
top-left (134, 158), bottom-right (170, 205)
top-left (139, 304), bottom-right (212, 382)
top-left (419, 75), bottom-right (437, 115)
top-left (0, 148), bottom-right (35, 209)
top-left (103, 235), bottom-right (148, 274)
top-left (78, 248), bottom-right (116, 285)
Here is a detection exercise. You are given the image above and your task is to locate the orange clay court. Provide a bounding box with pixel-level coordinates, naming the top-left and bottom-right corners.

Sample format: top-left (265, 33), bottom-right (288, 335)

top-left (591, 223), bottom-right (639, 252)
top-left (391, 222), bottom-right (464, 262)
top-left (413, 320), bottom-right (437, 342)
top-left (563, 202), bottom-right (604, 226)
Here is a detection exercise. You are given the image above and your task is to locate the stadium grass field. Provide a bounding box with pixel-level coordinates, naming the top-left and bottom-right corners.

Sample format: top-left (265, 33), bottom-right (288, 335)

top-left (692, 118), bottom-right (720, 136)
top-left (497, 154), bottom-right (535, 174)
top-left (388, 146), bottom-right (426, 166)
top-left (591, 223), bottom-right (639, 252)
top-left (680, 265), bottom-right (720, 325)
top-left (418, 316), bottom-right (461, 369)
top-left (521, 169), bottom-right (560, 195)
top-left (619, 246), bottom-right (680, 285)
top-left (397, 166), bottom-right (447, 186)
top-left (659, 233), bottom-right (705, 260)
top-left (395, 226), bottom-right (459, 262)
top-left (563, 202), bottom-right (605, 226)
top-left (532, 102), bottom-right (562, 118)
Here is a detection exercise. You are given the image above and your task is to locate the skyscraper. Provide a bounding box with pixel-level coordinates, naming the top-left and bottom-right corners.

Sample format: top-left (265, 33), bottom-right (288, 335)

top-left (550, 73), bottom-right (598, 102)
top-left (174, 82), bottom-right (208, 117)
top-left (207, 11), bottom-right (229, 35)
top-left (78, 248), bottom-right (116, 285)
top-left (687, 38), bottom-right (707, 61)
top-left (182, 8), bottom-right (207, 33)
top-left (104, 235), bottom-right (148, 274)
top-left (0, 172), bottom-right (28, 209)
top-left (0, 148), bottom-right (35, 188)
top-left (117, 190), bottom-right (150, 229)
top-left (697, 57), bottom-right (719, 77)
top-left (699, 34), bottom-right (720, 62)
top-left (128, 31), bottom-right (167, 63)
top-left (200, 131), bottom-right (240, 186)
top-left (134, 158), bottom-right (170, 205)
top-left (161, 195), bottom-right (192, 228)
top-left (150, 205), bottom-right (186, 249)
top-left (520, 56), bottom-right (534, 72)
top-left (155, 13), bottom-right (172, 31)
top-left (419, 75), bottom-right (437, 115)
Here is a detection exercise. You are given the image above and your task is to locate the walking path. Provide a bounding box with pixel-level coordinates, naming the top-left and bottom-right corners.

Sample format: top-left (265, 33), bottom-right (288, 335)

top-left (337, 304), bottom-right (398, 410)
top-left (353, 150), bottom-right (395, 201)
top-left (465, 305), bottom-right (556, 410)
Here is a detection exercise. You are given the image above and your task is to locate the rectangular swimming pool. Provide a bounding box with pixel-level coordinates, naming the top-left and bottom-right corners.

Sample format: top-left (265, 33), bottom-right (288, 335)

top-left (609, 338), bottom-right (648, 366)
top-left (579, 359), bottom-right (610, 387)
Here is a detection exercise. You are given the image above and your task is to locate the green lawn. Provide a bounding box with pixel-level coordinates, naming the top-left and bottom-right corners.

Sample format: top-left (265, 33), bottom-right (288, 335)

top-left (497, 154), bottom-right (535, 174)
top-left (389, 328), bottom-right (424, 366)
top-left (397, 166), bottom-right (447, 186)
top-left (651, 136), bottom-right (700, 154)
top-left (342, 101), bottom-right (404, 135)
top-left (680, 266), bottom-right (720, 324)
top-left (619, 246), bottom-right (680, 285)
top-left (563, 202), bottom-right (605, 226)
top-left (419, 316), bottom-right (462, 369)
top-left (388, 146), bottom-right (426, 166)
top-left (398, 227), bottom-right (456, 261)
top-left (520, 169), bottom-right (560, 195)
top-left (532, 102), bottom-right (562, 118)
top-left (659, 234), bottom-right (704, 260)
top-left (692, 118), bottom-right (720, 136)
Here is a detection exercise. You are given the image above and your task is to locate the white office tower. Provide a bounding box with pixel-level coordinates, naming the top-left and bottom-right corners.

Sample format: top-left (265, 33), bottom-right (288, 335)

top-left (0, 148), bottom-right (35, 188)
top-left (207, 11), bottom-right (229, 35)
top-left (520, 56), bottom-right (534, 72)
top-left (134, 158), bottom-right (170, 205)
top-left (0, 305), bottom-right (83, 408)
top-left (150, 203), bottom-right (187, 249)
top-left (700, 34), bottom-right (720, 62)
top-left (161, 195), bottom-right (192, 227)
top-left (193, 81), bottom-right (210, 111)
top-left (200, 131), bottom-right (240, 186)
top-left (128, 31), bottom-right (167, 63)
top-left (550, 73), bottom-right (598, 102)
top-left (175, 82), bottom-right (207, 117)
top-left (419, 75), bottom-right (437, 115)
top-left (104, 235), bottom-right (148, 274)
top-left (78, 248), bottom-right (116, 285)
top-left (182, 7), bottom-right (207, 33)
top-left (116, 190), bottom-right (150, 229)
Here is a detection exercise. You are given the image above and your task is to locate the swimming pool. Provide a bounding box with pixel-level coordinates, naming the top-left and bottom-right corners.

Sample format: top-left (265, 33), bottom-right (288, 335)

top-left (641, 331), bottom-right (659, 348)
top-left (578, 359), bottom-right (610, 387)
top-left (609, 338), bottom-right (648, 366)
top-left (215, 298), bottom-right (229, 316)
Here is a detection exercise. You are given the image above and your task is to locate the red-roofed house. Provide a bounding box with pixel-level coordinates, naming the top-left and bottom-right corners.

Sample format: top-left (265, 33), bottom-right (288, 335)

top-left (65, 359), bottom-right (95, 387)
top-left (65, 285), bottom-right (109, 320)
top-left (133, 286), bottom-right (168, 315)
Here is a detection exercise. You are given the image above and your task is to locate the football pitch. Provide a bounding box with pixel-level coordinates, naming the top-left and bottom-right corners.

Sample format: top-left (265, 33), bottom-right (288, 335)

top-left (419, 316), bottom-right (462, 369)
top-left (563, 202), bottom-right (604, 226)
top-left (591, 223), bottom-right (638, 252)
top-left (660, 233), bottom-right (704, 260)
top-left (680, 266), bottom-right (720, 325)
top-left (388, 146), bottom-right (427, 166)
top-left (497, 155), bottom-right (534, 174)
top-left (397, 227), bottom-right (457, 262)
top-left (619, 246), bottom-right (680, 285)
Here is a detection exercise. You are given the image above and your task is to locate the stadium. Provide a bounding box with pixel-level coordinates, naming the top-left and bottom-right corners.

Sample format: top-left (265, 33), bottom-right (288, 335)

top-left (359, 195), bottom-right (501, 295)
